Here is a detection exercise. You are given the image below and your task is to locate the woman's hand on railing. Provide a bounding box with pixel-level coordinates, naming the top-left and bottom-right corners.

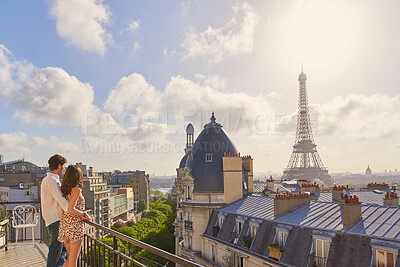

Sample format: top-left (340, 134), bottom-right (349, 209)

top-left (83, 212), bottom-right (91, 221)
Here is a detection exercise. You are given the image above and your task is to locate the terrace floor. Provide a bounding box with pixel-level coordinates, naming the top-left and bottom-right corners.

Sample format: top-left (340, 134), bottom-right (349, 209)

top-left (0, 241), bottom-right (48, 266)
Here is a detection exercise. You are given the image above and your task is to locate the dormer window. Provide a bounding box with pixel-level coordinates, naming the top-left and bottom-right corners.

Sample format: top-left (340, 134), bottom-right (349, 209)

top-left (218, 214), bottom-right (225, 228)
top-left (247, 219), bottom-right (261, 238)
top-left (310, 233), bottom-right (332, 267)
top-left (236, 221), bottom-right (243, 234)
top-left (250, 225), bottom-right (258, 238)
top-left (205, 153), bottom-right (212, 162)
top-left (371, 241), bottom-right (398, 267)
top-left (275, 224), bottom-right (291, 248)
top-left (376, 249), bottom-right (395, 267)
top-left (277, 230), bottom-right (286, 247)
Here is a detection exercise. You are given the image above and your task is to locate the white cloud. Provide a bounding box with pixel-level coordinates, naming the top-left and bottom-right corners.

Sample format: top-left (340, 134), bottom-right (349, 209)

top-left (49, 0), bottom-right (112, 56)
top-left (181, 2), bottom-right (260, 63)
top-left (11, 67), bottom-right (96, 126)
top-left (0, 132), bottom-right (80, 155)
top-left (130, 42), bottom-right (141, 57)
top-left (104, 73), bottom-right (276, 136)
top-left (316, 94), bottom-right (400, 141)
top-left (0, 44), bottom-right (122, 135)
top-left (55, 140), bottom-right (81, 155)
top-left (104, 73), bottom-right (162, 117)
top-left (120, 20), bottom-right (140, 35)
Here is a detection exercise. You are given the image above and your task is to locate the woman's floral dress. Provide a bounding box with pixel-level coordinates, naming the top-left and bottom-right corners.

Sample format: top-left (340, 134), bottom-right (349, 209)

top-left (58, 195), bottom-right (85, 243)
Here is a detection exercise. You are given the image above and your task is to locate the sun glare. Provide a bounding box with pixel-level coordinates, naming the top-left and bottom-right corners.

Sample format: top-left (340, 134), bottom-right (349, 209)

top-left (283, 1), bottom-right (353, 69)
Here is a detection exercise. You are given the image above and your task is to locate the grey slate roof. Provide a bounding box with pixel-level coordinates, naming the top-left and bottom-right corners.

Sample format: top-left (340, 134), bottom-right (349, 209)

top-left (252, 181), bottom-right (300, 195)
top-left (317, 189), bottom-right (397, 205)
top-left (253, 181), bottom-right (266, 194)
top-left (219, 195), bottom-right (274, 221)
top-left (178, 154), bottom-right (188, 169)
top-left (279, 226), bottom-right (313, 267)
top-left (325, 234), bottom-right (373, 267)
top-left (219, 194), bottom-right (400, 241)
top-left (187, 115), bottom-right (238, 193)
top-left (204, 192), bottom-right (400, 267)
top-left (277, 201), bottom-right (400, 241)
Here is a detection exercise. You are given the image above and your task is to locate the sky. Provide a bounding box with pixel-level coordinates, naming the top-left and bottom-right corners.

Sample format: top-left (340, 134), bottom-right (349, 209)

top-left (0, 0), bottom-right (399, 176)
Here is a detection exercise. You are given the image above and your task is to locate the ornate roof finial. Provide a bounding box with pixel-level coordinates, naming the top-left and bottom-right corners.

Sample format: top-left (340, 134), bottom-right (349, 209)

top-left (301, 61), bottom-right (304, 73)
top-left (210, 111), bottom-right (216, 123)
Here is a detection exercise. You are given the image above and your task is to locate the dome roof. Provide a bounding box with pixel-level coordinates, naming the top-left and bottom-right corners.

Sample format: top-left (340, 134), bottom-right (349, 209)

top-left (186, 123), bottom-right (194, 134)
top-left (187, 113), bottom-right (238, 193)
top-left (179, 153), bottom-right (189, 169)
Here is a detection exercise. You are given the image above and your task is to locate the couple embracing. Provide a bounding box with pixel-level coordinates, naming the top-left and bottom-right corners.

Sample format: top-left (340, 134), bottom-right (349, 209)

top-left (40, 155), bottom-right (91, 267)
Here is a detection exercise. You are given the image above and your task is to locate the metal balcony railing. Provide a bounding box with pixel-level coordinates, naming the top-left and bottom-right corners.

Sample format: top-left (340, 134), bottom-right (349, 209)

top-left (78, 220), bottom-right (202, 267)
top-left (1, 201), bottom-right (202, 266)
top-left (308, 252), bottom-right (327, 267)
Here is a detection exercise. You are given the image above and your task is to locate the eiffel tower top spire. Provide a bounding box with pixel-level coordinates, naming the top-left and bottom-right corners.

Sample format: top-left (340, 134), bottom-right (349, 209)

top-left (299, 63), bottom-right (307, 82)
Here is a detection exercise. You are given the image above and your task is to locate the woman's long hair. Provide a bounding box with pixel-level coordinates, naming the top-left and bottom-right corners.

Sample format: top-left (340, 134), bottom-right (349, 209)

top-left (61, 165), bottom-right (83, 198)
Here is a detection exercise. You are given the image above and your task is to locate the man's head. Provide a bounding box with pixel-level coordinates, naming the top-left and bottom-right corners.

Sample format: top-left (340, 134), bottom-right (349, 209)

top-left (48, 154), bottom-right (67, 175)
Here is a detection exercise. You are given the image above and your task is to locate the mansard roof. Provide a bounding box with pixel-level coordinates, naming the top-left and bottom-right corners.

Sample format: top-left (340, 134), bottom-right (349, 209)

top-left (217, 194), bottom-right (400, 241)
top-left (204, 196), bottom-right (400, 267)
top-left (186, 114), bottom-right (238, 193)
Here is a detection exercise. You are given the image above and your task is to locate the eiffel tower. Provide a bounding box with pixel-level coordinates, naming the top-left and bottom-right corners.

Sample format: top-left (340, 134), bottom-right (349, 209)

top-left (281, 68), bottom-right (335, 186)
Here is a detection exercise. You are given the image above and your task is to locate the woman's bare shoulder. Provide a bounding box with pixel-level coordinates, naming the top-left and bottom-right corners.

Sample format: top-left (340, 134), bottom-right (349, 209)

top-left (71, 187), bottom-right (82, 194)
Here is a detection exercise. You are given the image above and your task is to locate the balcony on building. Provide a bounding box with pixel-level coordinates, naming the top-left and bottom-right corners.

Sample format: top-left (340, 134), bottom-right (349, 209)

top-left (0, 201), bottom-right (202, 267)
top-left (184, 220), bottom-right (193, 230)
top-left (308, 252), bottom-right (327, 267)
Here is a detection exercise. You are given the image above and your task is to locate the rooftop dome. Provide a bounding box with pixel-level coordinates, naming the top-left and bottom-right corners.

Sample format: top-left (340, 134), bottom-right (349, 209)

top-left (187, 112), bottom-right (238, 193)
top-left (186, 123), bottom-right (194, 134)
top-left (179, 153), bottom-right (188, 169)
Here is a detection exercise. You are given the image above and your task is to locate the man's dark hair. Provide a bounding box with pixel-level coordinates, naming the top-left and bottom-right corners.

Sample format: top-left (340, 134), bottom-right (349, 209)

top-left (48, 154), bottom-right (67, 171)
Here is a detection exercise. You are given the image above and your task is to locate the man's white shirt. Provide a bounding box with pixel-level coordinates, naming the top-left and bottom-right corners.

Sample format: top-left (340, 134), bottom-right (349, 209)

top-left (41, 172), bottom-right (69, 226)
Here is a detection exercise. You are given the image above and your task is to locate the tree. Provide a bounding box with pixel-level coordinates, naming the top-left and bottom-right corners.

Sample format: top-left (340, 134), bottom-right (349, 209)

top-left (108, 197), bottom-right (177, 266)
top-left (138, 199), bottom-right (147, 212)
top-left (150, 189), bottom-right (166, 199)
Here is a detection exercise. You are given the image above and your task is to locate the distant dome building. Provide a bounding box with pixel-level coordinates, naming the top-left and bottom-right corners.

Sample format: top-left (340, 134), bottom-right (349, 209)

top-left (366, 165), bottom-right (372, 176)
top-left (173, 112), bottom-right (254, 259)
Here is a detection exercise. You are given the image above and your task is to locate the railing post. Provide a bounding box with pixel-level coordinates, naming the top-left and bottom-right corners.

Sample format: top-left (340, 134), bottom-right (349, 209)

top-left (113, 235), bottom-right (118, 267)
top-left (5, 222), bottom-right (8, 251)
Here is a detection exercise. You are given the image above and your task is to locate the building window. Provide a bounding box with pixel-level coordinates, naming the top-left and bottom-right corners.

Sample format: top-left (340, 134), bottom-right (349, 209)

top-left (205, 153), bottom-right (212, 162)
top-left (235, 255), bottom-right (244, 267)
top-left (314, 238), bottom-right (330, 267)
top-left (187, 185), bottom-right (191, 200)
top-left (235, 220), bottom-right (243, 234)
top-left (277, 231), bottom-right (286, 248)
top-left (375, 249), bottom-right (396, 267)
top-left (218, 215), bottom-right (225, 228)
top-left (211, 244), bottom-right (216, 263)
top-left (188, 236), bottom-right (192, 250)
top-left (250, 225), bottom-right (258, 238)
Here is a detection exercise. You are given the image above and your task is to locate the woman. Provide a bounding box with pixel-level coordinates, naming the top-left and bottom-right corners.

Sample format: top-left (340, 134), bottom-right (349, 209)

top-left (58, 165), bottom-right (90, 267)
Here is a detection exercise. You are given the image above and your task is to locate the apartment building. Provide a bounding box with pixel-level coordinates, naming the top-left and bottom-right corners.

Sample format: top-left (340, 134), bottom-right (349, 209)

top-left (109, 170), bottom-right (150, 210)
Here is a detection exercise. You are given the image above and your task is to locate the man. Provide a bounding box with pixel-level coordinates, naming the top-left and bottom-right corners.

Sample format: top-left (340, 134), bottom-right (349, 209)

top-left (41, 154), bottom-right (69, 267)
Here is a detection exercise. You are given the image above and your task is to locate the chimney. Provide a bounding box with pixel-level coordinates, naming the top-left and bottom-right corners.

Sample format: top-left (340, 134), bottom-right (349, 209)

top-left (274, 193), bottom-right (311, 217)
top-left (341, 194), bottom-right (361, 227)
top-left (301, 183), bottom-right (320, 194)
top-left (266, 176), bottom-right (275, 189)
top-left (367, 182), bottom-right (389, 190)
top-left (383, 189), bottom-right (399, 206)
top-left (332, 185), bottom-right (348, 202)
